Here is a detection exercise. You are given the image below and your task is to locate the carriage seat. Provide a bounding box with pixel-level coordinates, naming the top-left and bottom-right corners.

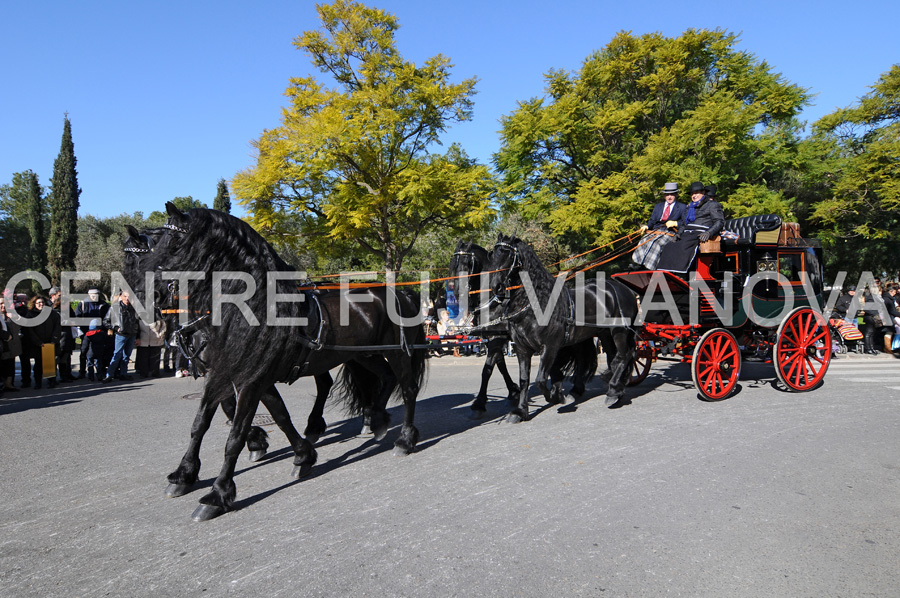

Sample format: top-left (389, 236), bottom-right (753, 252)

top-left (722, 214), bottom-right (783, 245)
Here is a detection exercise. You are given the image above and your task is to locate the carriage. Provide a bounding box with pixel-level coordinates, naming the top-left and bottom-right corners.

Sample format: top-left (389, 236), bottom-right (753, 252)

top-left (612, 214), bottom-right (832, 400)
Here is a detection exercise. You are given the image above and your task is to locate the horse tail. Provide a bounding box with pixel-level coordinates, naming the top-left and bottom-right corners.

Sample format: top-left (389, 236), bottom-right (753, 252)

top-left (332, 360), bottom-right (382, 416)
top-left (555, 339), bottom-right (598, 382)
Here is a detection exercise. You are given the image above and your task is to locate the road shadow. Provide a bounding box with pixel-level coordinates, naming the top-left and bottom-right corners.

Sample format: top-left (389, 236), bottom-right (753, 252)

top-left (0, 379), bottom-right (148, 416)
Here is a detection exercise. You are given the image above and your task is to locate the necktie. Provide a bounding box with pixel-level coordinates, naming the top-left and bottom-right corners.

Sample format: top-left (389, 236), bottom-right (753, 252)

top-left (661, 203), bottom-right (671, 221)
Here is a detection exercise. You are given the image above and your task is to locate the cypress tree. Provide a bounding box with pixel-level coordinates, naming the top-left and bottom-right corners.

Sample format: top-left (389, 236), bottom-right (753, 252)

top-left (47, 115), bottom-right (81, 285)
top-left (213, 178), bottom-right (231, 214)
top-left (22, 170), bottom-right (47, 277)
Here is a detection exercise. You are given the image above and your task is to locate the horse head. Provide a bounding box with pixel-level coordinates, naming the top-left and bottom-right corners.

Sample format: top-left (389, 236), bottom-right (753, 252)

top-left (490, 233), bottom-right (522, 299)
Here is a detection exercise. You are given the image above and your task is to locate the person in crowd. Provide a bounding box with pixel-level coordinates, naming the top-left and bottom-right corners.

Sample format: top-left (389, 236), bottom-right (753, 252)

top-left (49, 287), bottom-right (76, 383)
top-left (81, 318), bottom-right (111, 381)
top-left (24, 295), bottom-right (61, 389)
top-left (655, 182), bottom-right (725, 272)
top-left (631, 182), bottom-right (686, 270)
top-left (74, 288), bottom-right (109, 378)
top-left (136, 310), bottom-right (167, 378)
top-left (15, 295), bottom-right (34, 388)
top-left (102, 291), bottom-right (140, 382)
top-left (830, 285), bottom-right (863, 353)
top-left (879, 282), bottom-right (900, 352)
top-left (1, 298), bottom-right (22, 392)
top-left (858, 287), bottom-right (881, 355)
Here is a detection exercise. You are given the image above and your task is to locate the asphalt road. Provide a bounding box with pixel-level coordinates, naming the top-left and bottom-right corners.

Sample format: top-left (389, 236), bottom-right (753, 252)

top-left (1, 351), bottom-right (899, 597)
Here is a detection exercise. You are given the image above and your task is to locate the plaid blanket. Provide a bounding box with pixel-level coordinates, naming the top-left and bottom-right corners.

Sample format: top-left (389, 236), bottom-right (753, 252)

top-left (632, 231), bottom-right (677, 269)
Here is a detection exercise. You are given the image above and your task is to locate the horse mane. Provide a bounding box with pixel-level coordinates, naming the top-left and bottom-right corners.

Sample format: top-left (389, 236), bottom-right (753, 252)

top-left (505, 234), bottom-right (558, 298)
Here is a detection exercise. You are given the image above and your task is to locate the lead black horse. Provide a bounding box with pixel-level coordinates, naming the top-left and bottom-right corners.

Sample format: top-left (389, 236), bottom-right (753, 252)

top-left (448, 240), bottom-right (519, 416)
top-left (127, 204), bottom-right (427, 521)
top-left (489, 234), bottom-right (639, 422)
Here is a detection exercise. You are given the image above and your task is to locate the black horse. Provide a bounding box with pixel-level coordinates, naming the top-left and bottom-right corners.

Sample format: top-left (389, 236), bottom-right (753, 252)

top-left (125, 226), bottom-right (364, 451)
top-left (448, 240), bottom-right (520, 417)
top-left (489, 234), bottom-right (638, 422)
top-left (127, 204), bottom-right (427, 521)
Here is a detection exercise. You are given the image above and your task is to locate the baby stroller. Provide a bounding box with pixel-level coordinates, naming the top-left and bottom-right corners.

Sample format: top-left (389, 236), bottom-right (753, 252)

top-left (828, 318), bottom-right (864, 354)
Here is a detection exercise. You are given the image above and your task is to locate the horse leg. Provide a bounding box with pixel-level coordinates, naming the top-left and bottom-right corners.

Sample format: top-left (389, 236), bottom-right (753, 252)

top-left (507, 350), bottom-right (533, 423)
top-left (491, 339), bottom-right (520, 403)
top-left (546, 351), bottom-right (566, 405)
top-left (385, 351), bottom-right (422, 456)
top-left (351, 356), bottom-right (396, 441)
top-left (166, 373), bottom-right (232, 498)
top-left (192, 378), bottom-right (265, 522)
top-left (218, 386), bottom-right (270, 462)
top-left (261, 386), bottom-right (317, 479)
top-left (533, 345), bottom-right (559, 406)
top-left (470, 350), bottom-right (498, 418)
top-left (303, 372), bottom-right (333, 444)
top-left (605, 328), bottom-right (635, 407)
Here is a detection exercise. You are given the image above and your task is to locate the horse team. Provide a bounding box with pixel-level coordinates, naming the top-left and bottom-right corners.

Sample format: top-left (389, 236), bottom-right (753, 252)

top-left (125, 204), bottom-right (637, 521)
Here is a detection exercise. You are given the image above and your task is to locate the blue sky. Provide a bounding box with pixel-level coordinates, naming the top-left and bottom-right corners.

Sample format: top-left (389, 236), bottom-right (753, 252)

top-left (1, 0), bottom-right (897, 220)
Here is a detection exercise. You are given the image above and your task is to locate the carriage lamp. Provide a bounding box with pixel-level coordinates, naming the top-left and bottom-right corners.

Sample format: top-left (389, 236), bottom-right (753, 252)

top-left (757, 254), bottom-right (777, 273)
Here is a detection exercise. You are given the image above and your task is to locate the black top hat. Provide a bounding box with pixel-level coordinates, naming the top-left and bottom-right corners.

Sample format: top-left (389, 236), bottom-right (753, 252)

top-left (704, 184), bottom-right (717, 197)
top-left (688, 181), bottom-right (705, 194)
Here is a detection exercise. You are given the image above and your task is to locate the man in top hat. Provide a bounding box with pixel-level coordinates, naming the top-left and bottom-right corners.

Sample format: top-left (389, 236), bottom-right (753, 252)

top-left (641, 182), bottom-right (686, 233)
top-left (655, 182), bottom-right (725, 273)
top-left (678, 181), bottom-right (724, 242)
top-left (631, 182), bottom-right (687, 270)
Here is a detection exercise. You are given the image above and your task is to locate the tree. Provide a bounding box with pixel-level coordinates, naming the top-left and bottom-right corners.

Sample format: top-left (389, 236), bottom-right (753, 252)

top-left (148, 196), bottom-right (207, 221)
top-left (806, 65), bottom-right (900, 279)
top-left (74, 211), bottom-right (167, 294)
top-left (233, 0), bottom-right (494, 270)
top-left (47, 115), bottom-right (81, 285)
top-left (495, 29), bottom-right (810, 249)
top-left (213, 179), bottom-right (232, 214)
top-left (0, 170), bottom-right (48, 288)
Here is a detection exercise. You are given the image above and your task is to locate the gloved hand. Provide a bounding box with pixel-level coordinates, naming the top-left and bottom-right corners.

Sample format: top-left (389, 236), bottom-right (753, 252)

top-left (639, 225), bottom-right (648, 234)
top-left (665, 220), bottom-right (678, 229)
top-left (699, 232), bottom-right (710, 242)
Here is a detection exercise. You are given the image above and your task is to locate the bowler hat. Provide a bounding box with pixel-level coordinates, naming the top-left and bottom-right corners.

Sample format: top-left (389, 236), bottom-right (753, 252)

top-left (704, 184), bottom-right (717, 197)
top-left (660, 182), bottom-right (679, 194)
top-left (688, 182), bottom-right (705, 194)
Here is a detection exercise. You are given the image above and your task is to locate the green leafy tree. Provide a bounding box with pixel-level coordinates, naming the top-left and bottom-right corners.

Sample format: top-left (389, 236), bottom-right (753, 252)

top-left (1, 170), bottom-right (48, 289)
top-left (233, 0), bottom-right (494, 270)
top-left (495, 29), bottom-right (810, 249)
top-left (148, 196), bottom-right (207, 221)
top-left (806, 65), bottom-right (900, 279)
top-left (213, 179), bottom-right (232, 214)
top-left (47, 115), bottom-right (81, 284)
top-left (74, 211), bottom-right (167, 294)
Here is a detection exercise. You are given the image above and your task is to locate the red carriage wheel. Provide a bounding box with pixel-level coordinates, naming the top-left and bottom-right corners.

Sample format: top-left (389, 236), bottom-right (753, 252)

top-left (691, 328), bottom-right (741, 401)
top-left (627, 342), bottom-right (653, 386)
top-left (774, 307), bottom-right (832, 391)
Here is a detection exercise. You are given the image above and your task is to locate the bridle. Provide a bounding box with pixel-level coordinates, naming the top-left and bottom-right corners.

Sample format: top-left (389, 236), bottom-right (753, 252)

top-left (491, 240), bottom-right (521, 297)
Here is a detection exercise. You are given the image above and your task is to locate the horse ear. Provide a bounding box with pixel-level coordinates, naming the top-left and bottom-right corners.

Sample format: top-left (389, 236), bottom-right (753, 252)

top-left (165, 202), bottom-right (185, 218)
top-left (496, 232), bottom-right (504, 242)
top-left (125, 224), bottom-right (141, 240)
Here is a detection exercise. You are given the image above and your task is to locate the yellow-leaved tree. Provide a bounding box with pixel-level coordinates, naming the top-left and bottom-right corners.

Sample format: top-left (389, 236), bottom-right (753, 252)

top-left (233, 0), bottom-right (495, 270)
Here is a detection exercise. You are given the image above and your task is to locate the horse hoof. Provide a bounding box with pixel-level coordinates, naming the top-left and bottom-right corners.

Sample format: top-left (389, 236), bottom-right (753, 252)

top-left (191, 504), bottom-right (226, 522)
top-left (468, 409), bottom-right (487, 420)
top-left (165, 483), bottom-right (192, 498)
top-left (571, 386), bottom-right (585, 398)
top-left (359, 425), bottom-right (374, 436)
top-left (391, 445), bottom-right (412, 457)
top-left (291, 463), bottom-right (313, 479)
top-left (507, 413), bottom-right (524, 424)
top-left (248, 449), bottom-right (267, 462)
top-left (372, 425), bottom-right (389, 442)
